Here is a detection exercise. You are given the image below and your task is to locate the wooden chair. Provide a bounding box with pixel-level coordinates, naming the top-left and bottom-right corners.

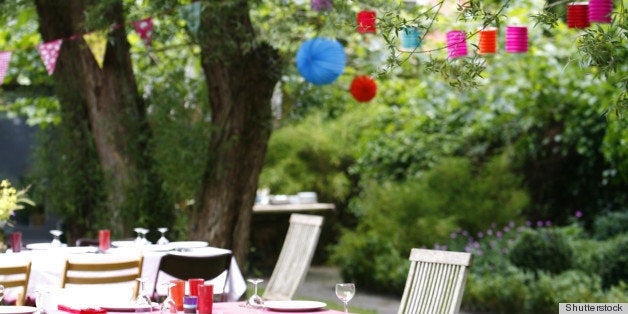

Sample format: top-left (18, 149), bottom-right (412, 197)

top-left (398, 248), bottom-right (473, 314)
top-left (0, 261), bottom-right (32, 306)
top-left (61, 256), bottom-right (144, 299)
top-left (153, 252), bottom-right (232, 301)
top-left (262, 214), bottom-right (324, 301)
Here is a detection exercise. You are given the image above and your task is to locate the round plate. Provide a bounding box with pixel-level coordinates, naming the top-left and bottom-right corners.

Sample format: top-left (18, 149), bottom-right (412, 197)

top-left (170, 241), bottom-right (208, 249)
top-left (111, 240), bottom-right (136, 248)
top-left (0, 306), bottom-right (38, 314)
top-left (25, 243), bottom-right (67, 250)
top-left (264, 301), bottom-right (327, 312)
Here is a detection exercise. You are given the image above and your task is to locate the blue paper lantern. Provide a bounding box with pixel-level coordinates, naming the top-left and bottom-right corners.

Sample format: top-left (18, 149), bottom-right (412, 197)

top-left (296, 38), bottom-right (346, 85)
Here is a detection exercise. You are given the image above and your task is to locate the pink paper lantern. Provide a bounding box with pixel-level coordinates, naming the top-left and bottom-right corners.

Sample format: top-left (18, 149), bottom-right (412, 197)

top-left (505, 26), bottom-right (528, 53)
top-left (446, 30), bottom-right (467, 59)
top-left (589, 0), bottom-right (613, 23)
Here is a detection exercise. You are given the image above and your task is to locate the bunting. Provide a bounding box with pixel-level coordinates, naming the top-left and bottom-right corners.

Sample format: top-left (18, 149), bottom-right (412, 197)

top-left (0, 51), bottom-right (11, 85)
top-left (83, 31), bottom-right (108, 68)
top-left (178, 2), bottom-right (201, 39)
top-left (133, 17), bottom-right (154, 47)
top-left (37, 39), bottom-right (63, 75)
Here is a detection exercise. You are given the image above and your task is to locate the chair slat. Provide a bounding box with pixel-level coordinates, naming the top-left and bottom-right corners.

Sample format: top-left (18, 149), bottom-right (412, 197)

top-left (0, 261), bottom-right (31, 306)
top-left (61, 256), bottom-right (143, 299)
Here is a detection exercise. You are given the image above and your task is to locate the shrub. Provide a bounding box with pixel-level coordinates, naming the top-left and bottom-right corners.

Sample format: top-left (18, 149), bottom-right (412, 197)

top-left (508, 228), bottom-right (574, 274)
top-left (599, 234), bottom-right (628, 289)
top-left (593, 210), bottom-right (628, 240)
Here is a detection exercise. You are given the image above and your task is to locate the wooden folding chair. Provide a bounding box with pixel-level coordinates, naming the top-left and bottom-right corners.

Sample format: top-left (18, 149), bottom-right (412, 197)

top-left (61, 256), bottom-right (144, 299)
top-left (0, 261), bottom-right (32, 306)
top-left (262, 214), bottom-right (324, 301)
top-left (398, 248), bottom-right (473, 314)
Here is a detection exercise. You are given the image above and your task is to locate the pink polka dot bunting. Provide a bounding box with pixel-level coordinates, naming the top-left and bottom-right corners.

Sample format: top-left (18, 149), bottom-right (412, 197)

top-left (37, 39), bottom-right (63, 75)
top-left (134, 17), bottom-right (153, 47)
top-left (0, 51), bottom-right (12, 85)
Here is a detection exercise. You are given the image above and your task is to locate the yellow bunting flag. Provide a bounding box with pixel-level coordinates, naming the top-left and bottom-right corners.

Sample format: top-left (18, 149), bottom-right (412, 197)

top-left (83, 31), bottom-right (107, 68)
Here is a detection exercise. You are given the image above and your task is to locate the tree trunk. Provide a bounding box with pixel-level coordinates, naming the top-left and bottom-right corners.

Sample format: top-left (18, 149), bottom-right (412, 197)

top-left (193, 1), bottom-right (281, 264)
top-left (34, 0), bottom-right (167, 237)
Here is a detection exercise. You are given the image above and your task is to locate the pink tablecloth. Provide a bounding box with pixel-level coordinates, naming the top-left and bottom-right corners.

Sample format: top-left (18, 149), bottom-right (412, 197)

top-left (214, 302), bottom-right (345, 314)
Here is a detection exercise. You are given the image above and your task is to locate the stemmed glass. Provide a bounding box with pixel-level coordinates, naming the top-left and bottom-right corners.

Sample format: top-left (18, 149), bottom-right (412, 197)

top-left (50, 230), bottom-right (63, 247)
top-left (135, 278), bottom-right (153, 310)
top-left (159, 282), bottom-right (177, 314)
top-left (246, 278), bottom-right (264, 309)
top-left (139, 228), bottom-right (151, 245)
top-left (134, 227), bottom-right (150, 246)
top-left (335, 283), bottom-right (355, 313)
top-left (157, 227), bottom-right (169, 245)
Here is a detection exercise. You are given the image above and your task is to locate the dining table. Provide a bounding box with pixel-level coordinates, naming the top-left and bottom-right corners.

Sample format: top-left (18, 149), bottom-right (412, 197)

top-left (0, 241), bottom-right (247, 304)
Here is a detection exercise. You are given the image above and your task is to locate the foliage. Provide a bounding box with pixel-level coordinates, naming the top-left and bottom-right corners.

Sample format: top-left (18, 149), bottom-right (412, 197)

top-left (593, 210), bottom-right (628, 240)
top-left (599, 234), bottom-right (628, 289)
top-left (508, 228), bottom-right (574, 275)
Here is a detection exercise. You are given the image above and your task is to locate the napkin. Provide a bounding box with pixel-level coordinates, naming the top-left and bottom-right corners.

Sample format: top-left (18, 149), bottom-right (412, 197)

top-left (58, 305), bottom-right (107, 314)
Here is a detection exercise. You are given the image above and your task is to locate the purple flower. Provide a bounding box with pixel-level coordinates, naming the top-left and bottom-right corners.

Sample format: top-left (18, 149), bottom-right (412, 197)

top-left (477, 232), bottom-right (484, 238)
top-left (487, 229), bottom-right (493, 236)
top-left (526, 221), bottom-right (532, 227)
top-left (450, 232), bottom-right (457, 239)
top-left (473, 242), bottom-right (480, 248)
top-left (476, 249), bottom-right (483, 256)
top-left (509, 221), bottom-right (515, 228)
top-left (462, 230), bottom-right (469, 236)
top-left (465, 246), bottom-right (472, 253)
top-left (545, 220), bottom-right (552, 227)
top-left (575, 211), bottom-right (583, 218)
top-left (496, 231), bottom-right (503, 239)
top-left (536, 221), bottom-right (544, 227)
top-left (503, 226), bottom-right (510, 233)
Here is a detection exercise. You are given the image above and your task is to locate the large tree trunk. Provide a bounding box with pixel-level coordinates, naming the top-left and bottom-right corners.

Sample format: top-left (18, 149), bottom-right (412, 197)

top-left (34, 0), bottom-right (167, 237)
top-left (193, 1), bottom-right (281, 264)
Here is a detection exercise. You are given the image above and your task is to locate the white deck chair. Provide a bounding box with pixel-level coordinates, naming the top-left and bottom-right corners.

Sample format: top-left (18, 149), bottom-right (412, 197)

top-left (262, 213), bottom-right (324, 301)
top-left (398, 248), bottom-right (473, 314)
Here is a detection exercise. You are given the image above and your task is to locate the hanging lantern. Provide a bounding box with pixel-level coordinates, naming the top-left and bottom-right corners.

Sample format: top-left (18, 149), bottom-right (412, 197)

top-left (296, 37), bottom-right (346, 85)
top-left (589, 0), bottom-right (613, 23)
top-left (567, 3), bottom-right (590, 28)
top-left (446, 30), bottom-right (467, 59)
top-left (357, 11), bottom-right (377, 33)
top-left (478, 27), bottom-right (498, 54)
top-left (311, 0), bottom-right (332, 11)
top-left (505, 26), bottom-right (528, 53)
top-left (399, 26), bottom-right (421, 52)
top-left (350, 75), bottom-right (377, 102)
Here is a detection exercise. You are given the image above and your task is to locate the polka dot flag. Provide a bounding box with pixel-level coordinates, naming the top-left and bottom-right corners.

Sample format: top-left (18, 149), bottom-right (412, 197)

top-left (37, 39), bottom-right (63, 75)
top-left (133, 17), bottom-right (153, 47)
top-left (83, 31), bottom-right (107, 68)
top-left (0, 51), bottom-right (12, 85)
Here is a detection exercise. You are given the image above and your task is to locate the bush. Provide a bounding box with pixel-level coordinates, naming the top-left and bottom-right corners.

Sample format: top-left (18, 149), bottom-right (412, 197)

top-left (508, 228), bottom-right (574, 274)
top-left (593, 210), bottom-right (628, 240)
top-left (599, 234), bottom-right (628, 289)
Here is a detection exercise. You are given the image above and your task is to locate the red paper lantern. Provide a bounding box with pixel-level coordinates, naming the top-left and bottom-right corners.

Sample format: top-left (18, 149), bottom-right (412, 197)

top-left (350, 75), bottom-right (377, 102)
top-left (567, 2), bottom-right (590, 28)
top-left (357, 11), bottom-right (376, 33)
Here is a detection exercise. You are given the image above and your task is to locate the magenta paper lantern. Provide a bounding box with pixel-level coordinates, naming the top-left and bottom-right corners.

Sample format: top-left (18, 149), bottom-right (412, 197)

top-left (446, 30), bottom-right (467, 59)
top-left (505, 26), bottom-right (528, 53)
top-left (589, 0), bottom-right (613, 23)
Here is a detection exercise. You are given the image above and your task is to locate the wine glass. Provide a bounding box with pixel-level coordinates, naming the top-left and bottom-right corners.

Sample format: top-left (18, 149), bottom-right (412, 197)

top-left (135, 278), bottom-right (153, 309)
top-left (335, 283), bottom-right (355, 313)
top-left (246, 278), bottom-right (264, 309)
top-left (157, 227), bottom-right (169, 245)
top-left (159, 282), bottom-right (177, 314)
top-left (139, 228), bottom-right (151, 245)
top-left (134, 227), bottom-right (146, 246)
top-left (50, 230), bottom-right (63, 247)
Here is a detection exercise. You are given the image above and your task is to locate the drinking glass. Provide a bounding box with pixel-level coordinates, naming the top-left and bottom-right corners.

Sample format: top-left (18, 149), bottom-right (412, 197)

top-left (139, 228), bottom-right (151, 245)
top-left (159, 282), bottom-right (177, 314)
top-left (157, 227), bottom-right (169, 245)
top-left (335, 283), bottom-right (355, 313)
top-left (246, 278), bottom-right (264, 309)
top-left (50, 230), bottom-right (63, 247)
top-left (135, 278), bottom-right (153, 309)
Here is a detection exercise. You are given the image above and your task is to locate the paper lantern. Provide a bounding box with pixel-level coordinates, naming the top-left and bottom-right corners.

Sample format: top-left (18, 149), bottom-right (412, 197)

top-left (296, 38), bottom-right (346, 85)
top-left (399, 26), bottom-right (421, 52)
top-left (589, 0), bottom-right (613, 23)
top-left (311, 0), bottom-right (332, 11)
top-left (478, 27), bottom-right (498, 54)
top-left (350, 75), bottom-right (377, 102)
top-left (357, 11), bottom-right (376, 33)
top-left (505, 26), bottom-right (528, 53)
top-left (567, 2), bottom-right (590, 28)
top-left (446, 30), bottom-right (467, 59)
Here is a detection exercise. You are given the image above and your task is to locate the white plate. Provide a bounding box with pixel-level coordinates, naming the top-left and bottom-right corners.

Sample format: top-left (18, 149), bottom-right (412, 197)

top-left (144, 244), bottom-right (174, 251)
top-left (99, 302), bottom-right (159, 312)
top-left (0, 306), bottom-right (38, 314)
top-left (25, 243), bottom-right (67, 250)
top-left (111, 240), bottom-right (136, 248)
top-left (170, 241), bottom-right (208, 249)
top-left (264, 301), bottom-right (327, 312)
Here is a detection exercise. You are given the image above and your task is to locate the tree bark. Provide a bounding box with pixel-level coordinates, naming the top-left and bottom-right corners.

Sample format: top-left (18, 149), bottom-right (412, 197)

top-left (193, 1), bottom-right (281, 263)
top-left (34, 0), bottom-right (167, 237)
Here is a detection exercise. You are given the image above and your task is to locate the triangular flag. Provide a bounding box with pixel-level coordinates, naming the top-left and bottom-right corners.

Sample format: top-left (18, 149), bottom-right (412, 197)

top-left (179, 2), bottom-right (201, 39)
top-left (37, 39), bottom-right (63, 75)
top-left (133, 17), bottom-right (153, 47)
top-left (83, 31), bottom-right (107, 68)
top-left (0, 51), bottom-right (12, 85)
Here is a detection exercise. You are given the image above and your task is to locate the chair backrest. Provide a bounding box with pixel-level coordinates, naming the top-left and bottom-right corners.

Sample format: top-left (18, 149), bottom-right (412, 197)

top-left (0, 261), bottom-right (32, 306)
top-left (262, 214), bottom-right (324, 301)
top-left (398, 248), bottom-right (473, 314)
top-left (61, 256), bottom-right (144, 299)
top-left (154, 252), bottom-right (232, 301)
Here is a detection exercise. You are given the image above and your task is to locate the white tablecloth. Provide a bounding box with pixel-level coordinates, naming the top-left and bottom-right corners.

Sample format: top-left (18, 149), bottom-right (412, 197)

top-left (0, 245), bottom-right (247, 302)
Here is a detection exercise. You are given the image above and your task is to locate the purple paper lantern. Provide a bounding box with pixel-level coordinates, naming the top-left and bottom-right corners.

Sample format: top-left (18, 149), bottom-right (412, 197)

top-left (505, 26), bottom-right (528, 53)
top-left (311, 0), bottom-right (332, 11)
top-left (446, 30), bottom-right (467, 59)
top-left (589, 0), bottom-right (613, 23)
